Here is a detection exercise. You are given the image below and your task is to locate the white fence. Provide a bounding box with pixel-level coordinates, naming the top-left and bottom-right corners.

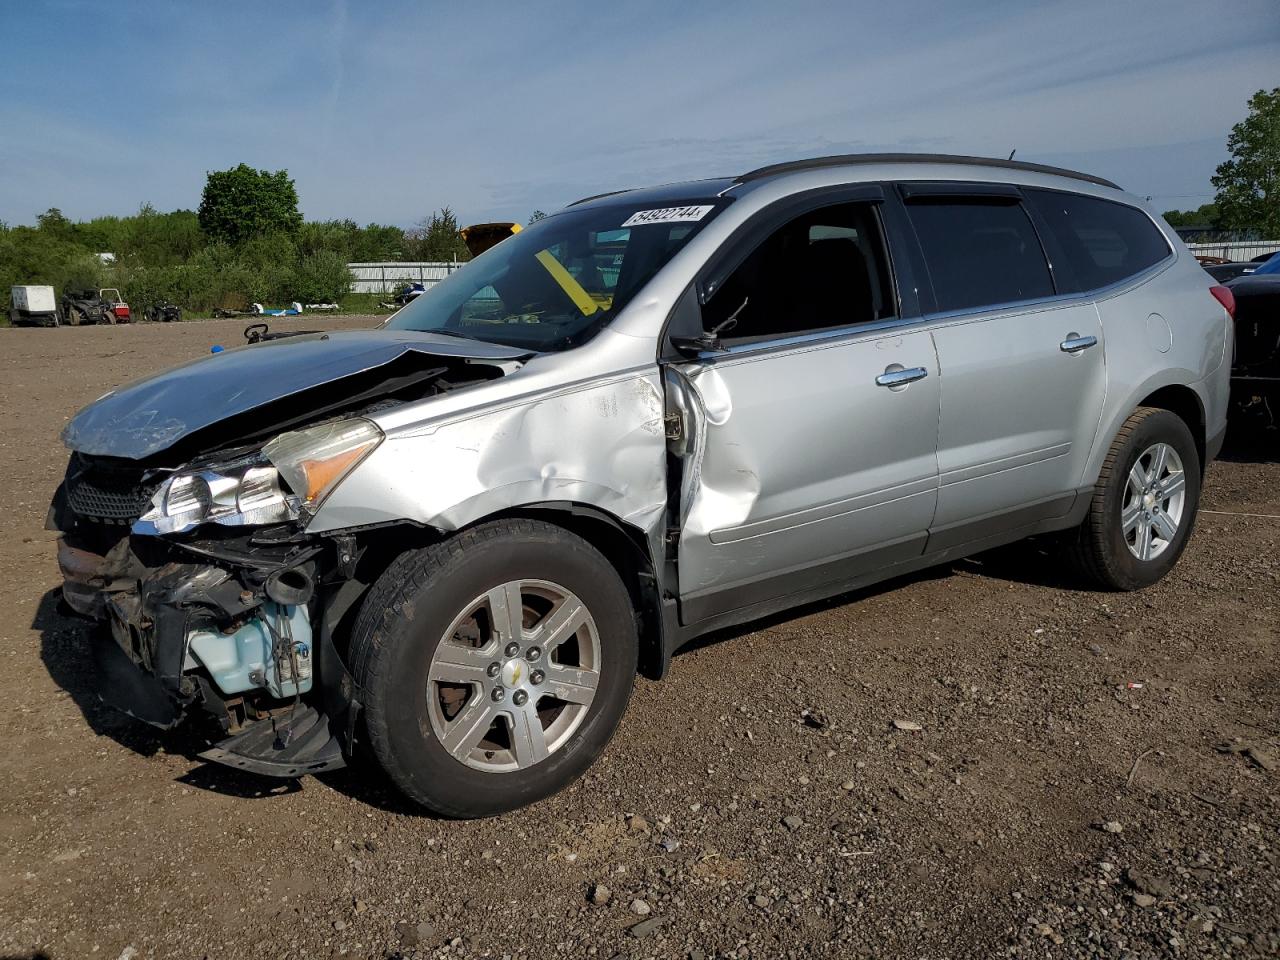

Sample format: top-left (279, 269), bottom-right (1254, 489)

top-left (1185, 240), bottom-right (1279, 262)
top-left (348, 261), bottom-right (465, 295)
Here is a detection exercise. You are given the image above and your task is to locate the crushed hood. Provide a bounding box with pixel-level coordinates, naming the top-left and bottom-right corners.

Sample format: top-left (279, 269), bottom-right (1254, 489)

top-left (63, 330), bottom-right (529, 461)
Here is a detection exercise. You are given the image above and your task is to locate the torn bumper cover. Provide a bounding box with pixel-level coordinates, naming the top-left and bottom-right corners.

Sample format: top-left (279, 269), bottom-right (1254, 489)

top-left (57, 534), bottom-right (351, 776)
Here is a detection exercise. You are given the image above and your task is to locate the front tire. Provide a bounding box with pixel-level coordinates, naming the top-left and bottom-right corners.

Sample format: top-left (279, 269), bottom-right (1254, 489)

top-left (349, 519), bottom-right (638, 818)
top-left (1065, 407), bottom-right (1201, 590)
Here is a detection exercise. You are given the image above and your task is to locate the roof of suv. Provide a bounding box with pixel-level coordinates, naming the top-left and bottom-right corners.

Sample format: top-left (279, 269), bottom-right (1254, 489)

top-left (568, 153), bottom-right (1120, 208)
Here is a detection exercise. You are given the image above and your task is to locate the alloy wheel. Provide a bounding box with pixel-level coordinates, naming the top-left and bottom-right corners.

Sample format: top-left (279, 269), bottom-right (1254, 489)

top-left (1121, 442), bottom-right (1186, 561)
top-left (426, 579), bottom-right (601, 772)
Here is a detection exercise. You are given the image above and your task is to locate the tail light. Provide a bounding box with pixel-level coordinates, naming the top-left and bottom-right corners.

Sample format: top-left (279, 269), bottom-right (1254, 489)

top-left (1209, 284), bottom-right (1235, 318)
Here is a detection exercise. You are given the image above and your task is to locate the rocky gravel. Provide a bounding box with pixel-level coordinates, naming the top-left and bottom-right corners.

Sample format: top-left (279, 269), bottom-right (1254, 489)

top-left (0, 318), bottom-right (1276, 959)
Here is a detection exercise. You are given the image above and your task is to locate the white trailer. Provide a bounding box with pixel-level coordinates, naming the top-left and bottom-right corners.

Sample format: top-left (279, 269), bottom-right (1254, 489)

top-left (10, 285), bottom-right (59, 327)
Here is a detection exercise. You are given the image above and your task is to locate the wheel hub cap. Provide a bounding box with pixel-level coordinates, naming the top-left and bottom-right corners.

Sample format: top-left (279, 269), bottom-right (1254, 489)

top-left (500, 658), bottom-right (526, 688)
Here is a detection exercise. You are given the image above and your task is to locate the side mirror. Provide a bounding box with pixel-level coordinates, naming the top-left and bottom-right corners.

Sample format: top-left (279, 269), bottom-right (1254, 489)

top-left (669, 334), bottom-right (715, 358)
top-left (667, 297), bottom-right (749, 359)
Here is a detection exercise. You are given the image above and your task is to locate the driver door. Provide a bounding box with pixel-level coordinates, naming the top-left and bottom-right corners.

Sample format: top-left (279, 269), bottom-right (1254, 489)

top-left (667, 198), bottom-right (941, 623)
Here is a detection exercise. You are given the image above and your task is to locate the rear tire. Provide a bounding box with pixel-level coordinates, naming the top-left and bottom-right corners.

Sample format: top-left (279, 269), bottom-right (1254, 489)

top-left (349, 519), bottom-right (638, 818)
top-left (1064, 407), bottom-right (1201, 590)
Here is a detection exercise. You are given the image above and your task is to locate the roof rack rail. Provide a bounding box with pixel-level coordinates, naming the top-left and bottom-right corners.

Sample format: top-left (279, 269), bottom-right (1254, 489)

top-left (736, 153), bottom-right (1120, 190)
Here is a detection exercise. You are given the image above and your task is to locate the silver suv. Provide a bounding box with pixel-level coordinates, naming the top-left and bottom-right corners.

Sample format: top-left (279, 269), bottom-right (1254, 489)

top-left (51, 154), bottom-right (1233, 817)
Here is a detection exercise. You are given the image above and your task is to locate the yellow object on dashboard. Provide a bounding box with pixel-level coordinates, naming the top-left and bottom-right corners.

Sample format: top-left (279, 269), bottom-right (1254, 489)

top-left (533, 250), bottom-right (599, 317)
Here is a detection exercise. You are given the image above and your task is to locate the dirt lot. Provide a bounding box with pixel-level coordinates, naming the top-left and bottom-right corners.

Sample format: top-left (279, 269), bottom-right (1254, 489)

top-left (0, 318), bottom-right (1276, 960)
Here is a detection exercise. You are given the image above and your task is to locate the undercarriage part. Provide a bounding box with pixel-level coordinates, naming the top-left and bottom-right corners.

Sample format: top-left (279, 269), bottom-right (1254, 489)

top-left (199, 703), bottom-right (345, 777)
top-left (1230, 383), bottom-right (1277, 430)
top-left (60, 523), bottom-right (362, 774)
top-left (92, 626), bottom-right (185, 728)
top-left (265, 565), bottom-right (315, 605)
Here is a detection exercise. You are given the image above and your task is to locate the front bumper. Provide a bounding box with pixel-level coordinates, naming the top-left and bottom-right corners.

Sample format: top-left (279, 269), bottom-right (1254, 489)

top-left (55, 532), bottom-right (352, 775)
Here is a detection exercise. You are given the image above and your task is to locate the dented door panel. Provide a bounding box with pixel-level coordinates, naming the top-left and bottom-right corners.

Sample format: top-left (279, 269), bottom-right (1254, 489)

top-left (672, 330), bottom-right (941, 618)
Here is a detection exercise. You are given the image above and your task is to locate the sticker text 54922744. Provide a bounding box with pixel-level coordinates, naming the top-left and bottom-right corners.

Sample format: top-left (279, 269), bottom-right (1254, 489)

top-left (621, 205), bottom-right (714, 228)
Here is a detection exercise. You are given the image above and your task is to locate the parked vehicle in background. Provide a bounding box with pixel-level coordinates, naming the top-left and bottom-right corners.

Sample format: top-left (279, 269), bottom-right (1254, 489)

top-left (49, 154), bottom-right (1233, 817)
top-left (383, 282), bottom-right (428, 309)
top-left (1250, 251), bottom-right (1280, 263)
top-left (142, 300), bottom-right (182, 323)
top-left (9, 285), bottom-right (60, 326)
top-left (460, 221), bottom-right (521, 257)
top-left (1204, 261), bottom-right (1257, 283)
top-left (1251, 251), bottom-right (1280, 275)
top-left (1195, 254), bottom-right (1231, 266)
top-left (1225, 272), bottom-right (1280, 427)
top-left (62, 288), bottom-right (131, 325)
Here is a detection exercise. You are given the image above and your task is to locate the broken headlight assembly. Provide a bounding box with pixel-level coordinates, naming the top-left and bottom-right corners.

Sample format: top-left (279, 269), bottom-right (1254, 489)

top-left (134, 418), bottom-right (383, 535)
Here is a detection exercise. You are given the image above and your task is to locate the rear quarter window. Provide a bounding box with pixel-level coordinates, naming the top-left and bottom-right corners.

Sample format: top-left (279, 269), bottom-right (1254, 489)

top-left (1025, 189), bottom-right (1171, 291)
top-left (903, 199), bottom-right (1054, 313)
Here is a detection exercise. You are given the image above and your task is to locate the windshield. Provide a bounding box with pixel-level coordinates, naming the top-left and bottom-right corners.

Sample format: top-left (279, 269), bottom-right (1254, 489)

top-left (386, 200), bottom-right (726, 350)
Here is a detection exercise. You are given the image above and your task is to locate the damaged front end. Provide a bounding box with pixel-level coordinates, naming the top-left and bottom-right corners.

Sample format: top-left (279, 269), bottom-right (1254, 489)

top-left (50, 443), bottom-right (369, 775)
top-left (48, 331), bottom-right (528, 776)
top-left (52, 488), bottom-right (354, 774)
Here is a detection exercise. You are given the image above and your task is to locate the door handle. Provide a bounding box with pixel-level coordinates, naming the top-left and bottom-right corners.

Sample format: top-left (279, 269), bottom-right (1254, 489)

top-left (1060, 333), bottom-right (1098, 354)
top-left (875, 364), bottom-right (928, 388)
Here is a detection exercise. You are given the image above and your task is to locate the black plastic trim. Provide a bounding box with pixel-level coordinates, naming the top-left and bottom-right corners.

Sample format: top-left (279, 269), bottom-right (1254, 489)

top-left (899, 181), bottom-right (1021, 201)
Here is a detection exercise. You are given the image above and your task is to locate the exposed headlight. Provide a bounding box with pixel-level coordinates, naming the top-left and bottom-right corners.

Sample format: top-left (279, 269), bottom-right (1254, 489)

top-left (135, 418), bottom-right (383, 536)
top-left (263, 418), bottom-right (383, 512)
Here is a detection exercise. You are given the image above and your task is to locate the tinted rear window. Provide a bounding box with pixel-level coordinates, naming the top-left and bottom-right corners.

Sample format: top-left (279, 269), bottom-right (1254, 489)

top-left (1025, 189), bottom-right (1170, 291)
top-left (905, 200), bottom-right (1054, 312)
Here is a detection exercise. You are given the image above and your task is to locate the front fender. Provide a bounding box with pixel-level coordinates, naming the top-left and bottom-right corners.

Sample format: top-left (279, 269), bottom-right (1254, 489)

top-left (307, 371), bottom-right (669, 549)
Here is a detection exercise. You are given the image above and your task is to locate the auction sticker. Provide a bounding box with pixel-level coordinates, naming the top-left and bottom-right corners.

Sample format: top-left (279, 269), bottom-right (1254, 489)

top-left (621, 205), bottom-right (714, 227)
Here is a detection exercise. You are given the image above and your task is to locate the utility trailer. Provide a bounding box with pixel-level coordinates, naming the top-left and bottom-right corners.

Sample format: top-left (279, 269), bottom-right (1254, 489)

top-left (9, 285), bottom-right (60, 327)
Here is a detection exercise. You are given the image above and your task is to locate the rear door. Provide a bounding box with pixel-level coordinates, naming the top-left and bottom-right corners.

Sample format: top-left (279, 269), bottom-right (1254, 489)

top-left (900, 185), bottom-right (1106, 544)
top-left (667, 193), bottom-right (942, 622)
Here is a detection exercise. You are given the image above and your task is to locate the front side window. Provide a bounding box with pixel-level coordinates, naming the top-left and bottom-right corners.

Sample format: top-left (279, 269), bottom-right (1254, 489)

top-left (701, 202), bottom-right (895, 343)
top-left (905, 199), bottom-right (1054, 312)
top-left (1024, 189), bottom-right (1171, 291)
top-left (387, 200), bottom-right (726, 351)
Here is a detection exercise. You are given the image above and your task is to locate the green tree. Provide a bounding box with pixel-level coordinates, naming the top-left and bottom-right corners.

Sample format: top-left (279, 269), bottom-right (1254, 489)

top-left (1161, 202), bottom-right (1221, 229)
top-left (528, 210), bottom-right (547, 224)
top-left (412, 207), bottom-right (470, 262)
top-left (197, 164), bottom-right (303, 245)
top-left (352, 223), bottom-right (407, 262)
top-left (36, 207), bottom-right (76, 241)
top-left (292, 250), bottom-right (354, 303)
top-left (1211, 88), bottom-right (1280, 237)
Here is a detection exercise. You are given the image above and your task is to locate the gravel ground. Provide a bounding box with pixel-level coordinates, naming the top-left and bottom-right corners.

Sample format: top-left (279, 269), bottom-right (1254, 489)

top-left (0, 317), bottom-right (1276, 960)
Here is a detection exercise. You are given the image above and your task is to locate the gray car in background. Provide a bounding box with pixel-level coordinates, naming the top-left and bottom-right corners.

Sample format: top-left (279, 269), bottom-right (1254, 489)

top-left (50, 154), bottom-right (1233, 817)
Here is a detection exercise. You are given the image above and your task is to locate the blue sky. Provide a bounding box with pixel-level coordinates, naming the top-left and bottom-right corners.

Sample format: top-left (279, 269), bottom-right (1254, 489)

top-left (1, 0), bottom-right (1277, 227)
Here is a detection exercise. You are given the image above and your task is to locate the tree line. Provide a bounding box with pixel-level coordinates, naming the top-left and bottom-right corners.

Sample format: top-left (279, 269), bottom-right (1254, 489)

top-left (0, 163), bottom-right (476, 314)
